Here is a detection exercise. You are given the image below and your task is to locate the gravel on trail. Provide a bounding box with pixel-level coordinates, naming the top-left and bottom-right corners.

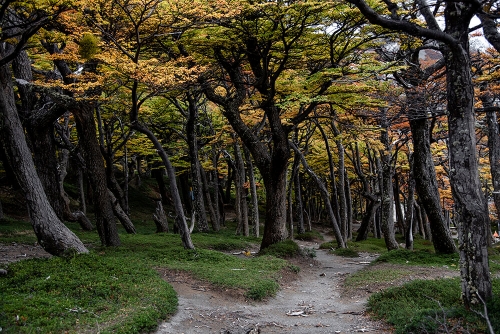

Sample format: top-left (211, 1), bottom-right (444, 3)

top-left (155, 240), bottom-right (391, 334)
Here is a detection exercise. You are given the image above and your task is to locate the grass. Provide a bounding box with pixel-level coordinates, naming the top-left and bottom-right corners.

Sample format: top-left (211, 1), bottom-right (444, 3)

top-left (367, 278), bottom-right (500, 333)
top-left (0, 218), bottom-right (288, 333)
top-left (375, 248), bottom-right (460, 267)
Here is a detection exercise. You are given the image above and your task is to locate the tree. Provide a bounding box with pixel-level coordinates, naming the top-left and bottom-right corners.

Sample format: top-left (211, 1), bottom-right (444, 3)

top-left (347, 0), bottom-right (491, 307)
top-left (0, 1), bottom-right (89, 255)
top-left (193, 0), bottom-right (386, 249)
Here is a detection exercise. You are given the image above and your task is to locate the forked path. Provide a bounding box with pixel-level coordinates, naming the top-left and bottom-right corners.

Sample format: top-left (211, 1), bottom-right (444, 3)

top-left (155, 240), bottom-right (391, 334)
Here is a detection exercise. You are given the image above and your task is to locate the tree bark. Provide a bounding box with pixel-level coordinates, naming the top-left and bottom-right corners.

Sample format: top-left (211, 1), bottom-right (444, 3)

top-left (153, 201), bottom-right (169, 233)
top-left (186, 93), bottom-right (209, 232)
top-left (108, 189), bottom-right (136, 234)
top-left (132, 122), bottom-right (195, 249)
top-left (290, 142), bottom-right (346, 248)
top-left (244, 147), bottom-right (260, 237)
top-left (0, 51), bottom-right (88, 255)
top-left (73, 105), bottom-right (120, 246)
top-left (348, 0), bottom-right (490, 308)
top-left (409, 102), bottom-right (457, 254)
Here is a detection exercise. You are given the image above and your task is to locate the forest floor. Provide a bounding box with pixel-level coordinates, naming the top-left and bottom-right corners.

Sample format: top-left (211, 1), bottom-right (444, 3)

top-left (0, 232), bottom-right (459, 334)
top-left (154, 234), bottom-right (459, 334)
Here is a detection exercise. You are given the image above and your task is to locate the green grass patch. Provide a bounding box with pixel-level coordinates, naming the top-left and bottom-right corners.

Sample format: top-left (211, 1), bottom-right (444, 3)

top-left (367, 278), bottom-right (500, 334)
top-left (345, 266), bottom-right (414, 289)
top-left (0, 218), bottom-right (37, 244)
top-left (319, 241), bottom-right (336, 250)
top-left (295, 230), bottom-right (323, 241)
top-left (0, 220), bottom-right (288, 332)
top-left (349, 237), bottom-right (388, 253)
top-left (375, 249), bottom-right (459, 268)
top-left (258, 239), bottom-right (301, 258)
top-left (0, 253), bottom-right (177, 334)
top-left (333, 247), bottom-right (359, 258)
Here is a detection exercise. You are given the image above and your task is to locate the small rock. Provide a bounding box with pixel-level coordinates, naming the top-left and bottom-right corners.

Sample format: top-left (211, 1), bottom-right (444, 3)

top-left (0, 269), bottom-right (7, 276)
top-left (319, 273), bottom-right (326, 277)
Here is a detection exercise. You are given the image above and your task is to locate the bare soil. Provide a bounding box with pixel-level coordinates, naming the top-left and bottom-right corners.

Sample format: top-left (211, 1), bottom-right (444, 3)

top-left (154, 236), bottom-right (459, 334)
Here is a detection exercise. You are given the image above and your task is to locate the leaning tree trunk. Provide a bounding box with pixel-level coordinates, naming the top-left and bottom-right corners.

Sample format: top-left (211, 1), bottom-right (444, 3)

top-left (132, 122), bottom-right (194, 249)
top-left (153, 201), bottom-right (169, 233)
top-left (290, 142), bottom-right (345, 248)
top-left (0, 54), bottom-right (88, 255)
top-left (409, 96), bottom-right (457, 254)
top-left (73, 105), bottom-right (120, 247)
top-left (108, 190), bottom-right (136, 234)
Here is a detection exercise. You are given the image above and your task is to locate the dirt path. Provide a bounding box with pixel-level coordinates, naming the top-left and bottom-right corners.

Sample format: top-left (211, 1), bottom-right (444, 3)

top-left (155, 240), bottom-right (391, 334)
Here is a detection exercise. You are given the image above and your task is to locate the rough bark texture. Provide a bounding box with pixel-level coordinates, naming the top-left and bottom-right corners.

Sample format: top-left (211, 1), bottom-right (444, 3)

top-left (244, 147), bottom-right (260, 237)
top-left (379, 117), bottom-right (399, 251)
top-left (108, 190), bottom-right (136, 234)
top-left (445, 41), bottom-right (492, 305)
top-left (186, 94), bottom-right (209, 232)
top-left (0, 52), bottom-right (88, 255)
top-left (348, 0), bottom-right (491, 307)
top-left (74, 105), bottom-right (120, 247)
top-left (410, 115), bottom-right (457, 253)
top-left (153, 201), bottom-right (169, 233)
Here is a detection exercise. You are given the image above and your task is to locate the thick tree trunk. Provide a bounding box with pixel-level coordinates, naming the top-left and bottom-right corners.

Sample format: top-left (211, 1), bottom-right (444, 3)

top-left (409, 104), bottom-right (457, 254)
top-left (444, 37), bottom-right (491, 305)
top-left (73, 105), bottom-right (120, 246)
top-left (0, 55), bottom-right (88, 255)
top-left (379, 114), bottom-right (399, 251)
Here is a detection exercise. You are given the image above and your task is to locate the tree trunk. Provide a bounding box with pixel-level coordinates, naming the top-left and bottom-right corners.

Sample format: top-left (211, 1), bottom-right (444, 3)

top-left (0, 52), bottom-right (88, 255)
top-left (290, 142), bottom-right (346, 248)
top-left (186, 93), bottom-right (209, 232)
top-left (108, 190), bottom-right (136, 234)
top-left (331, 119), bottom-right (349, 240)
top-left (443, 36), bottom-right (491, 306)
top-left (153, 201), bottom-right (169, 233)
top-left (409, 100), bottom-right (457, 254)
top-left (200, 166), bottom-right (220, 232)
top-left (132, 122), bottom-right (194, 249)
top-left (244, 147), bottom-right (260, 237)
top-left (405, 159), bottom-right (415, 250)
top-left (0, 199), bottom-right (3, 221)
top-left (153, 168), bottom-right (172, 205)
top-left (379, 113), bottom-right (399, 251)
top-left (233, 137), bottom-right (249, 236)
top-left (293, 153), bottom-right (305, 234)
top-left (73, 105), bottom-right (120, 247)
